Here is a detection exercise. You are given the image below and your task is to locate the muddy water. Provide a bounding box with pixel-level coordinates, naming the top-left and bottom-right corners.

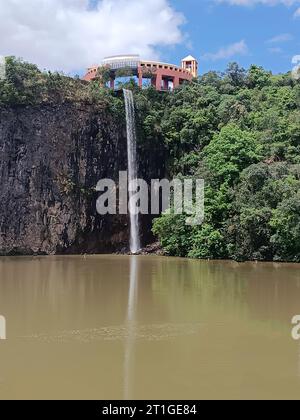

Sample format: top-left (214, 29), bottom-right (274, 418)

top-left (0, 255), bottom-right (300, 400)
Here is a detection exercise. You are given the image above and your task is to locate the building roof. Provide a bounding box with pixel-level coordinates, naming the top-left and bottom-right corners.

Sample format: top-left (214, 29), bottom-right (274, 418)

top-left (182, 55), bottom-right (197, 62)
top-left (103, 54), bottom-right (140, 61)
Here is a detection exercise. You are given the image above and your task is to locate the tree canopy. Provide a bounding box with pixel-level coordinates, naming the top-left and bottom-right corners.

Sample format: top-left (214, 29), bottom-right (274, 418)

top-left (135, 63), bottom-right (300, 262)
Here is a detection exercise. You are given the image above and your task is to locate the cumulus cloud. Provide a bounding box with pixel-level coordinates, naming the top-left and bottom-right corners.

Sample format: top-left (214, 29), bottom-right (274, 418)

top-left (0, 0), bottom-right (185, 72)
top-left (202, 40), bottom-right (248, 61)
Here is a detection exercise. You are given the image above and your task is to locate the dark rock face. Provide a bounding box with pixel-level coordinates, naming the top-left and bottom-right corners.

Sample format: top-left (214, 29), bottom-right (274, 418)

top-left (0, 103), bottom-right (131, 255)
top-left (0, 102), bottom-right (166, 255)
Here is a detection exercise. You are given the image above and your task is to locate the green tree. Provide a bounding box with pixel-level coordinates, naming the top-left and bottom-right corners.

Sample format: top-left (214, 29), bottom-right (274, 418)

top-left (203, 124), bottom-right (260, 185)
top-left (247, 65), bottom-right (271, 89)
top-left (224, 62), bottom-right (246, 87)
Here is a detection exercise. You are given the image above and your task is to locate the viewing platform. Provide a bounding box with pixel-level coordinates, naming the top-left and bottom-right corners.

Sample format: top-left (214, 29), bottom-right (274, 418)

top-left (83, 54), bottom-right (198, 91)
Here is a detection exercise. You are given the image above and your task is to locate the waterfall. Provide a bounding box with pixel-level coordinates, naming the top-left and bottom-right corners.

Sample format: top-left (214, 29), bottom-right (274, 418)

top-left (123, 89), bottom-right (141, 254)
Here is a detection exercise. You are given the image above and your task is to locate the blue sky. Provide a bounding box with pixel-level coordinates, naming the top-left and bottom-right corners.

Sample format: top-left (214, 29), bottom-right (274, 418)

top-left (0, 0), bottom-right (299, 74)
top-left (164, 0), bottom-right (300, 74)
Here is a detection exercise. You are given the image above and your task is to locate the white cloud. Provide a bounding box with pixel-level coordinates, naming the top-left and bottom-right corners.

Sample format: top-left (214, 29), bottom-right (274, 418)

top-left (0, 0), bottom-right (185, 72)
top-left (214, 0), bottom-right (300, 17)
top-left (215, 0), bottom-right (299, 5)
top-left (202, 40), bottom-right (248, 61)
top-left (266, 33), bottom-right (294, 43)
top-left (268, 47), bottom-right (283, 53)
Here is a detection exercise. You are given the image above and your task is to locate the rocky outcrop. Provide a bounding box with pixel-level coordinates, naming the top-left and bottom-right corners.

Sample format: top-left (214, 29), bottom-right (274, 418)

top-left (0, 103), bottom-right (128, 255)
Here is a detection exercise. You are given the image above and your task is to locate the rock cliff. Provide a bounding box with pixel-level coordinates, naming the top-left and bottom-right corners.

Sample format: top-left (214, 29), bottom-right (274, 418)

top-left (0, 102), bottom-right (143, 255)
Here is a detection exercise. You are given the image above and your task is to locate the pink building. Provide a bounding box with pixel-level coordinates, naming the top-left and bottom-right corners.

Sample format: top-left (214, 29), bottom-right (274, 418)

top-left (83, 54), bottom-right (198, 91)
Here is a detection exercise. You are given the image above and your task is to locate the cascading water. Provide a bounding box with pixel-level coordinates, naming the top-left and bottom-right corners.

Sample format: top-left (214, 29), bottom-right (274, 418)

top-left (123, 89), bottom-right (141, 254)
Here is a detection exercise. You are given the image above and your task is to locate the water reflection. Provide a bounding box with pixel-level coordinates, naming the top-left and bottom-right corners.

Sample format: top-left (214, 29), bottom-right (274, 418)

top-left (0, 315), bottom-right (5, 340)
top-left (124, 256), bottom-right (139, 400)
top-left (0, 256), bottom-right (300, 399)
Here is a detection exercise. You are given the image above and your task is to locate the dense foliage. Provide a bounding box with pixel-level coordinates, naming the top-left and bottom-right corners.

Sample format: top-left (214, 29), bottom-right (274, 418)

top-left (133, 63), bottom-right (300, 262)
top-left (0, 57), bottom-right (123, 115)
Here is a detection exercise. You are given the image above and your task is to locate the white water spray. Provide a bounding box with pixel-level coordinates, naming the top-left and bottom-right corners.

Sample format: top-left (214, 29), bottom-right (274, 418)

top-left (123, 89), bottom-right (141, 254)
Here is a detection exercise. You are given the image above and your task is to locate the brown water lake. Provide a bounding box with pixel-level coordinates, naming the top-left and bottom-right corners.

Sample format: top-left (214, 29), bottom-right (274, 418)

top-left (0, 255), bottom-right (300, 400)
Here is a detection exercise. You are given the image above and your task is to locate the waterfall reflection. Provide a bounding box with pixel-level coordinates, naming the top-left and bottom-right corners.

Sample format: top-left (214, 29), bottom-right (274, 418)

top-left (124, 256), bottom-right (139, 400)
